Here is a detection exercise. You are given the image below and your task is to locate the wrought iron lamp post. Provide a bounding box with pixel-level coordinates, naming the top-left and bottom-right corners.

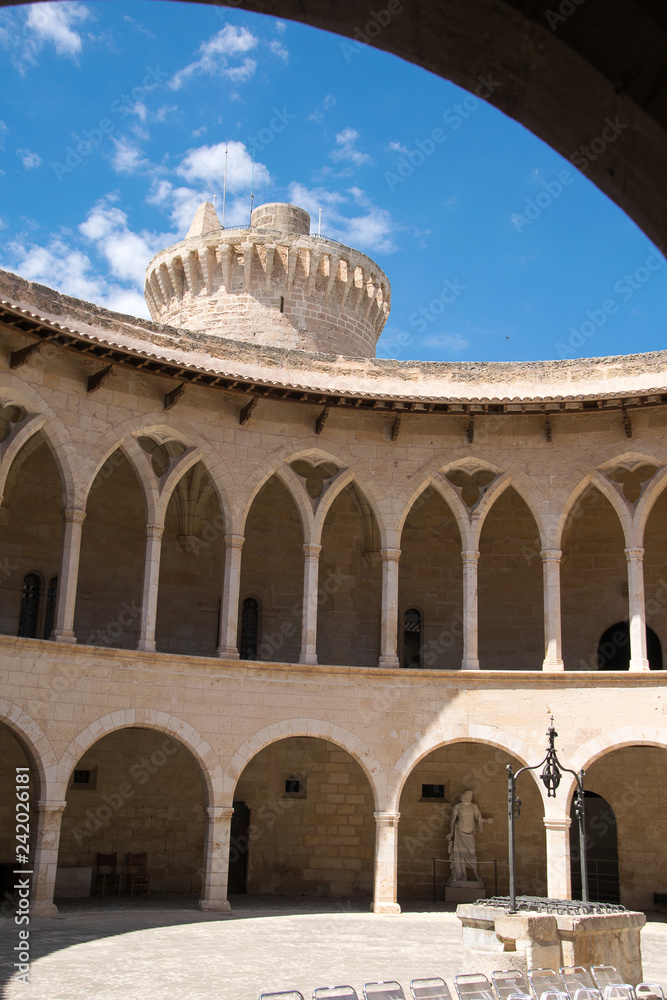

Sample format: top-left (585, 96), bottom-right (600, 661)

top-left (507, 718), bottom-right (588, 912)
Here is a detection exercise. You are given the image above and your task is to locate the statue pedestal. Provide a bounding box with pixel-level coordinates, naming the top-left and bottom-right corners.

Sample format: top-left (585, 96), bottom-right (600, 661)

top-left (446, 879), bottom-right (485, 904)
top-left (457, 904), bottom-right (646, 984)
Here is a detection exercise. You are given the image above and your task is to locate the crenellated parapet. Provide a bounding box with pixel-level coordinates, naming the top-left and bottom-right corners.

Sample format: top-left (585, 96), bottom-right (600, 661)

top-left (144, 201), bottom-right (391, 358)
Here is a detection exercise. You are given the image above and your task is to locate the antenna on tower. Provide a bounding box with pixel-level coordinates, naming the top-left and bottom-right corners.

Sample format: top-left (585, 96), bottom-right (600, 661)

top-left (250, 144), bottom-right (255, 221)
top-left (222, 141), bottom-right (228, 229)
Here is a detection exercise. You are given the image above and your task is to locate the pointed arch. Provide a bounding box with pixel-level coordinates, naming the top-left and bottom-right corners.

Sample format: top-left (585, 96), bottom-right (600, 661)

top-left (396, 471), bottom-right (468, 549)
top-left (635, 464), bottom-right (667, 537)
top-left (555, 471), bottom-right (635, 550)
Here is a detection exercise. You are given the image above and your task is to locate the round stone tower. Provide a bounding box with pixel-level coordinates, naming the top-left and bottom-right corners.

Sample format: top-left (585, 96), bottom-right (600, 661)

top-left (144, 201), bottom-right (391, 357)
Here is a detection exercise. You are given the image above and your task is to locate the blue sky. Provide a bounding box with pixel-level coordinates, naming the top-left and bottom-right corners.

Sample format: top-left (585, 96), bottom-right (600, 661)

top-left (1, 0), bottom-right (665, 363)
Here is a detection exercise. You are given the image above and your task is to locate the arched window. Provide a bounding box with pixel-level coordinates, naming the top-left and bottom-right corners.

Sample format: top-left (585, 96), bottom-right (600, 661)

top-left (43, 576), bottom-right (58, 639)
top-left (240, 598), bottom-right (259, 660)
top-left (18, 573), bottom-right (40, 638)
top-left (597, 622), bottom-right (663, 670)
top-left (403, 607), bottom-right (421, 668)
top-left (570, 791), bottom-right (620, 903)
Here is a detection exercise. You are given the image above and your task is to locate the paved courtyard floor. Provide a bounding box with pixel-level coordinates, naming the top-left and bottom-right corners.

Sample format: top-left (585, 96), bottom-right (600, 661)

top-left (1, 896), bottom-right (666, 1000)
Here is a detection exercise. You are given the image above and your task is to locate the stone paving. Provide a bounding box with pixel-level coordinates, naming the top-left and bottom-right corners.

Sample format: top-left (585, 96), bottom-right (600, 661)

top-left (0, 897), bottom-right (665, 1000)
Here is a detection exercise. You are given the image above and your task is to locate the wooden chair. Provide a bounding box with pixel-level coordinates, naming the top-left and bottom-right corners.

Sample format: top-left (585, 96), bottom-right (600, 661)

top-left (126, 852), bottom-right (149, 896)
top-left (95, 852), bottom-right (120, 895)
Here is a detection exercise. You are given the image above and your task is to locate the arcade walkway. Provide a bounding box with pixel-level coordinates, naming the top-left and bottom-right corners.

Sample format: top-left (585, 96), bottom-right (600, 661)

top-left (1, 897), bottom-right (666, 1000)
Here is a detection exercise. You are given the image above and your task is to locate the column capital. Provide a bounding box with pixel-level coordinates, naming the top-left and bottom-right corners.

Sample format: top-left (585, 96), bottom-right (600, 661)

top-left (624, 546), bottom-right (645, 561)
top-left (374, 810), bottom-right (400, 826)
top-left (380, 547), bottom-right (401, 562)
top-left (206, 805), bottom-right (235, 821)
top-left (543, 815), bottom-right (571, 831)
top-left (36, 800), bottom-right (67, 814)
top-left (303, 543), bottom-right (322, 558)
top-left (63, 507), bottom-right (86, 525)
top-left (223, 533), bottom-right (245, 550)
top-left (461, 550), bottom-right (480, 564)
top-left (541, 548), bottom-right (562, 563)
top-left (146, 522), bottom-right (164, 540)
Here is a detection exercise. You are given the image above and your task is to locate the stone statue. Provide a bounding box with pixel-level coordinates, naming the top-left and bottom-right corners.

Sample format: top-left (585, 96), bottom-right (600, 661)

top-left (447, 790), bottom-right (492, 883)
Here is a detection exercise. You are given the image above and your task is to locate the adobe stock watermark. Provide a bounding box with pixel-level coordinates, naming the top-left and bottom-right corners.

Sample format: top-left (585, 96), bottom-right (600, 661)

top-left (245, 107), bottom-right (296, 153)
top-left (51, 65), bottom-right (169, 182)
top-left (340, 0), bottom-right (413, 62)
top-left (556, 247), bottom-right (665, 358)
top-left (511, 169), bottom-right (574, 233)
top-left (384, 74), bottom-right (501, 192)
top-left (545, 0), bottom-right (587, 31)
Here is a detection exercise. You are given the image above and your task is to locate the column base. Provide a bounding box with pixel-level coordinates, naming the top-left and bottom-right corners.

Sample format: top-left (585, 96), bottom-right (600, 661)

top-left (299, 652), bottom-right (318, 665)
top-left (372, 901), bottom-right (401, 914)
top-left (50, 630), bottom-right (77, 644)
top-left (629, 658), bottom-right (650, 671)
top-left (31, 900), bottom-right (60, 917)
top-left (542, 658), bottom-right (565, 672)
top-left (461, 658), bottom-right (480, 670)
top-left (216, 647), bottom-right (240, 659)
top-left (198, 898), bottom-right (232, 912)
top-left (136, 638), bottom-right (156, 652)
top-left (378, 655), bottom-right (400, 668)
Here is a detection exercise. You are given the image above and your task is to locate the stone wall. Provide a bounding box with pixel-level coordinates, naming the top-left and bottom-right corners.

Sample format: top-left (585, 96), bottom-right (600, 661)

top-left (584, 746), bottom-right (667, 911)
top-left (397, 744), bottom-right (547, 899)
top-left (233, 736), bottom-right (374, 897)
top-left (56, 728), bottom-right (207, 894)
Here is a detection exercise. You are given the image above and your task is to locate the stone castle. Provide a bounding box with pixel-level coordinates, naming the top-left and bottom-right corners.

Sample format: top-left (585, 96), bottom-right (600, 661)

top-left (0, 200), bottom-right (664, 920)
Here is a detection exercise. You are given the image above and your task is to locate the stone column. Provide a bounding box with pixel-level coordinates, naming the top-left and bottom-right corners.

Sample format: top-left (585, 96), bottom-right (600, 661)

top-left (544, 814), bottom-right (572, 900)
top-left (625, 547), bottom-right (650, 671)
top-left (50, 508), bottom-right (86, 643)
top-left (199, 805), bottom-right (234, 912)
top-left (299, 543), bottom-right (321, 665)
top-left (136, 523), bottom-right (164, 652)
top-left (461, 550), bottom-right (480, 670)
top-left (217, 534), bottom-right (244, 658)
top-left (541, 549), bottom-right (564, 671)
top-left (373, 810), bottom-right (401, 913)
top-left (31, 800), bottom-right (67, 916)
top-left (378, 548), bottom-right (401, 668)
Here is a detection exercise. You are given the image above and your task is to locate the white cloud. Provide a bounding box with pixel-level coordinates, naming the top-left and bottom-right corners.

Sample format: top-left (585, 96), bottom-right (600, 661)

top-left (423, 333), bottom-right (470, 352)
top-left (268, 39), bottom-right (288, 62)
top-left (308, 94), bottom-right (335, 123)
top-left (26, 1), bottom-right (88, 57)
top-left (148, 180), bottom-right (212, 235)
top-left (177, 140), bottom-right (270, 192)
top-left (0, 2), bottom-right (88, 72)
top-left (111, 137), bottom-right (151, 175)
top-left (331, 128), bottom-right (372, 166)
top-left (79, 198), bottom-right (172, 286)
top-left (288, 182), bottom-right (396, 254)
top-left (274, 20), bottom-right (286, 33)
top-left (0, 121), bottom-right (9, 150)
top-left (1, 235), bottom-right (149, 318)
top-left (388, 140), bottom-right (409, 155)
top-left (18, 149), bottom-right (42, 169)
top-left (170, 25), bottom-right (258, 90)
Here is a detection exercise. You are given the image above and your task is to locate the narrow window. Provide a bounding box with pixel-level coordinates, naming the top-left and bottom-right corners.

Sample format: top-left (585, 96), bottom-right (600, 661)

top-left (43, 576), bottom-right (58, 639)
top-left (18, 574), bottom-right (40, 638)
top-left (240, 598), bottom-right (259, 659)
top-left (403, 607), bottom-right (421, 668)
top-left (279, 295), bottom-right (284, 313)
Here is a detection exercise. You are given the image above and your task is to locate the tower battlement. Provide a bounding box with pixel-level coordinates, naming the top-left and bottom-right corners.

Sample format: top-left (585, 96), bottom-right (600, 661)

top-left (144, 201), bottom-right (391, 357)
